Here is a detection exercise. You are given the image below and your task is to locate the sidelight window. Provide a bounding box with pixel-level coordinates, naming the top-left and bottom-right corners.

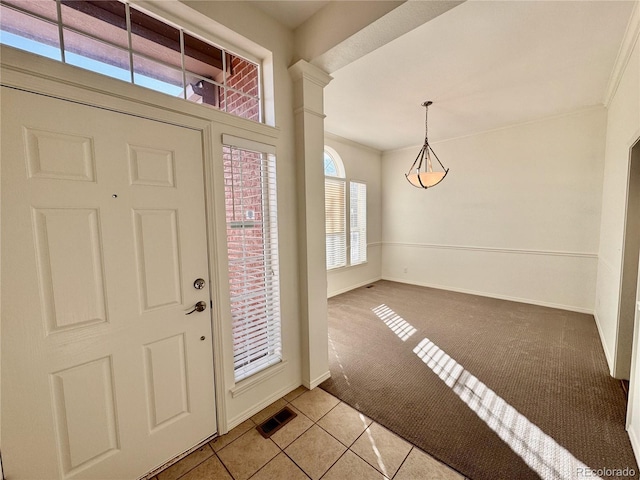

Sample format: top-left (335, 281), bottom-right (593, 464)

top-left (222, 136), bottom-right (281, 382)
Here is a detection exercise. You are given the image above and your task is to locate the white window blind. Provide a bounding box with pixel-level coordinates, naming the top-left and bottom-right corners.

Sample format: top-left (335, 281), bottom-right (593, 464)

top-left (325, 178), bottom-right (346, 270)
top-left (222, 141), bottom-right (281, 382)
top-left (350, 181), bottom-right (367, 265)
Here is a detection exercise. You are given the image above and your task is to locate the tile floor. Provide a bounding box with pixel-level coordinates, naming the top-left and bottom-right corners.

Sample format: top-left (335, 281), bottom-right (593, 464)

top-left (152, 386), bottom-right (467, 480)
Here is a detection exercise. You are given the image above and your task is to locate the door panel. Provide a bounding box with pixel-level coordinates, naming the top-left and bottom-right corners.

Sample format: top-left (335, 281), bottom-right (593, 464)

top-left (50, 357), bottom-right (119, 474)
top-left (143, 334), bottom-right (190, 431)
top-left (1, 87), bottom-right (216, 479)
top-left (24, 128), bottom-right (96, 182)
top-left (133, 209), bottom-right (183, 311)
top-left (33, 207), bottom-right (108, 333)
top-left (128, 145), bottom-right (176, 187)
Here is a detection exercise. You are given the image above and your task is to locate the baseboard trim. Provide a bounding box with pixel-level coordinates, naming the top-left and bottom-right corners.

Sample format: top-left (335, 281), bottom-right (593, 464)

top-left (328, 276), bottom-right (383, 298)
top-left (304, 370), bottom-right (331, 389)
top-left (593, 310), bottom-right (616, 377)
top-left (226, 381), bottom-right (301, 431)
top-left (382, 277), bottom-right (594, 315)
top-left (628, 424), bottom-right (640, 469)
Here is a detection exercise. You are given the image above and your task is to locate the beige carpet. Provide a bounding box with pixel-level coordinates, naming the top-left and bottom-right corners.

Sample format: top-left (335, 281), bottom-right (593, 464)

top-left (320, 280), bottom-right (638, 480)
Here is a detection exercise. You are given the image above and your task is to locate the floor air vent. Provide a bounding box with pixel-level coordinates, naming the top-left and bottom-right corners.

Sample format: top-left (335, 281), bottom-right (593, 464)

top-left (256, 406), bottom-right (297, 438)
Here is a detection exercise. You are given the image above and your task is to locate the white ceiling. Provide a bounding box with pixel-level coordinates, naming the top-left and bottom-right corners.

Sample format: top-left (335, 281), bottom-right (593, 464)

top-left (246, 1), bottom-right (634, 152)
top-left (320, 1), bottom-right (635, 152)
top-left (325, 1), bottom-right (633, 150)
top-left (248, 0), bottom-right (329, 29)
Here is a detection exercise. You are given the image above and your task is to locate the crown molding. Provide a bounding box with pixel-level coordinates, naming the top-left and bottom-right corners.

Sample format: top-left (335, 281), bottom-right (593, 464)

top-left (384, 105), bottom-right (605, 155)
top-left (324, 131), bottom-right (382, 155)
top-left (604, 2), bottom-right (640, 107)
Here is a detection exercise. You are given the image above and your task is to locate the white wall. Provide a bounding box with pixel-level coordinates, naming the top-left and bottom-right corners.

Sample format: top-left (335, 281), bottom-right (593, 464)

top-left (595, 2), bottom-right (640, 460)
top-left (381, 107), bottom-right (607, 313)
top-left (595, 22), bottom-right (640, 378)
top-left (325, 134), bottom-right (383, 297)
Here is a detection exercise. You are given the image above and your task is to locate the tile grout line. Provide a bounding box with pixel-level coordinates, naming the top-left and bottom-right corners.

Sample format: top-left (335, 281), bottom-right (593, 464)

top-left (172, 387), bottom-right (421, 480)
top-left (316, 404), bottom-right (407, 479)
top-left (314, 400), bottom-right (348, 479)
top-left (317, 409), bottom-right (393, 479)
top-left (278, 446), bottom-right (313, 479)
top-left (214, 448), bottom-right (238, 480)
top-left (169, 443), bottom-right (215, 480)
top-left (209, 419), bottom-right (259, 480)
top-left (287, 393), bottom-right (392, 480)
top-left (236, 391), bottom-right (310, 480)
top-left (242, 435), bottom-right (285, 480)
top-left (284, 396), bottom-right (341, 479)
top-left (389, 446), bottom-right (414, 480)
top-left (276, 389), bottom-right (314, 479)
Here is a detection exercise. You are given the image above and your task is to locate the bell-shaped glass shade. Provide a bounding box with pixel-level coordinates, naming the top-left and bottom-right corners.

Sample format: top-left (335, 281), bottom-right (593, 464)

top-left (406, 171), bottom-right (447, 188)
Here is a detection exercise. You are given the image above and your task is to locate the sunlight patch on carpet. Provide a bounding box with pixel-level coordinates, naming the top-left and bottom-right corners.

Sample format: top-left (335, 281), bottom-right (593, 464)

top-left (413, 338), bottom-right (600, 480)
top-left (329, 333), bottom-right (351, 387)
top-left (372, 304), bottom-right (416, 341)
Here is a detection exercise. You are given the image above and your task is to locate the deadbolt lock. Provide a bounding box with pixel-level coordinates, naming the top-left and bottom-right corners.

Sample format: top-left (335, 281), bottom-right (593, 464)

top-left (194, 278), bottom-right (205, 290)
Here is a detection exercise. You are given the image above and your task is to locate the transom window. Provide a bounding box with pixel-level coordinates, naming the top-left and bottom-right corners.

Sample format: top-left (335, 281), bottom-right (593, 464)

top-left (0, 0), bottom-right (262, 122)
top-left (324, 147), bottom-right (367, 270)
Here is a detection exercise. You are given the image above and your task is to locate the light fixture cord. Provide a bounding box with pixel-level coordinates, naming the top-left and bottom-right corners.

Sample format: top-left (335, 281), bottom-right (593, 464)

top-left (424, 102), bottom-right (433, 173)
top-left (424, 103), bottom-right (429, 144)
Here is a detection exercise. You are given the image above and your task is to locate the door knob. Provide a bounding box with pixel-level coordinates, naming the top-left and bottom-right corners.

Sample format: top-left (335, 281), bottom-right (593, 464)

top-left (186, 301), bottom-right (207, 315)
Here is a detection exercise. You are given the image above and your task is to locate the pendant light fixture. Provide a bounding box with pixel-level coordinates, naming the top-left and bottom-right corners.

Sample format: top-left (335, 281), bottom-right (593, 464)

top-left (405, 101), bottom-right (449, 189)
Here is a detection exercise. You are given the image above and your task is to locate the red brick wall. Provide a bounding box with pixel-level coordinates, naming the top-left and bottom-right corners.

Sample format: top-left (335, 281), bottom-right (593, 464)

top-left (220, 56), bottom-right (260, 122)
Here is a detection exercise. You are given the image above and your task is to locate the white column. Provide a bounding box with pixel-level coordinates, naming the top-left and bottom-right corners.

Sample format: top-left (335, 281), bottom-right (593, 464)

top-left (289, 60), bottom-right (333, 389)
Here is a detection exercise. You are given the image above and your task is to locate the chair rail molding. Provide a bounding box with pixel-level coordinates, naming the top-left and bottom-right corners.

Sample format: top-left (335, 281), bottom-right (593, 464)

top-left (382, 241), bottom-right (597, 259)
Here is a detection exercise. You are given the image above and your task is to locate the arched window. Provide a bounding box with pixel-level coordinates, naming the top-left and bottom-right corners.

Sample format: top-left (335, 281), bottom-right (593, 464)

top-left (324, 146), bottom-right (366, 270)
top-left (324, 148), bottom-right (346, 269)
top-left (324, 149), bottom-right (344, 177)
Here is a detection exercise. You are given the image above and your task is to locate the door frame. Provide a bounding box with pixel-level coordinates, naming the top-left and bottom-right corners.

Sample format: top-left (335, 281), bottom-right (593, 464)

top-left (0, 45), bottom-right (276, 446)
top-left (616, 132), bottom-right (640, 381)
top-left (625, 133), bottom-right (640, 428)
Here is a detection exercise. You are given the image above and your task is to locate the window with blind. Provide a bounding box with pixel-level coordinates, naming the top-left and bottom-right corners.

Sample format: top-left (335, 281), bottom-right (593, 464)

top-left (324, 147), bottom-right (367, 270)
top-left (350, 181), bottom-right (367, 265)
top-left (325, 178), bottom-right (346, 269)
top-left (222, 136), bottom-right (281, 382)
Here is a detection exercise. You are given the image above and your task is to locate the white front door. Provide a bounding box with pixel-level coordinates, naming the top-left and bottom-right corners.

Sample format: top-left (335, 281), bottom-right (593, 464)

top-left (1, 87), bottom-right (217, 479)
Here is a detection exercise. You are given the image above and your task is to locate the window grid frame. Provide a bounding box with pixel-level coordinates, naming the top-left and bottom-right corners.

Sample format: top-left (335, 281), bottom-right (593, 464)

top-left (0, 0), bottom-right (262, 122)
